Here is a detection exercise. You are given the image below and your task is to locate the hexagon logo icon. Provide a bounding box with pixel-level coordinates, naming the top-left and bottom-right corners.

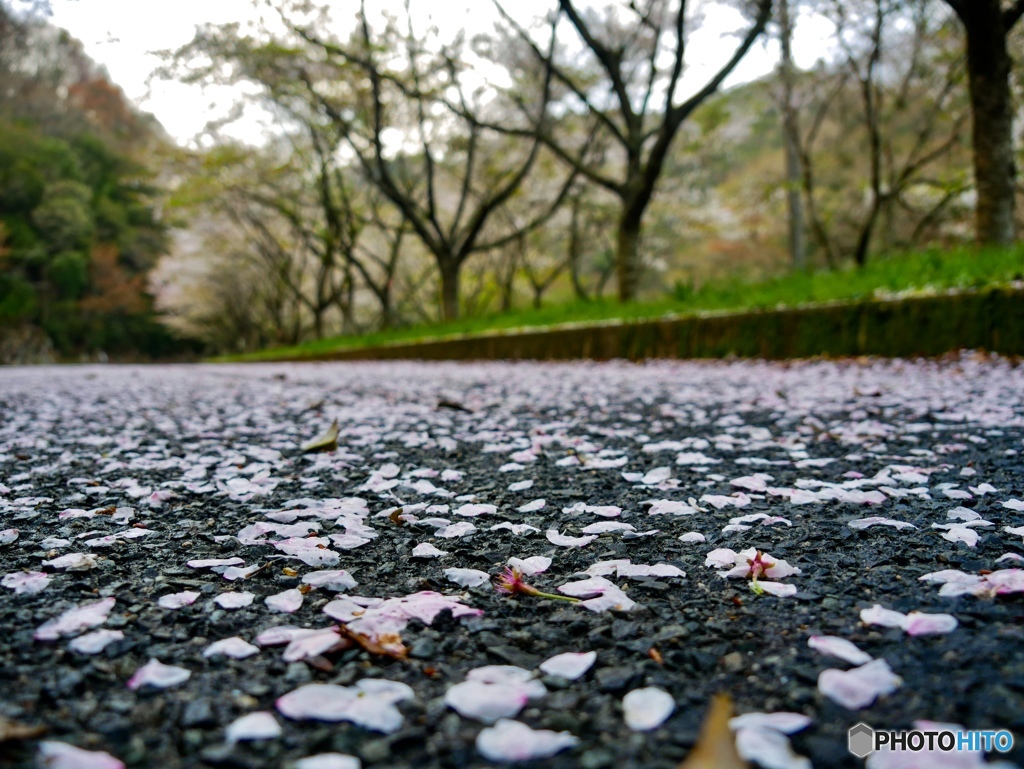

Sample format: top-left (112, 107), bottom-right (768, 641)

top-left (849, 723), bottom-right (875, 758)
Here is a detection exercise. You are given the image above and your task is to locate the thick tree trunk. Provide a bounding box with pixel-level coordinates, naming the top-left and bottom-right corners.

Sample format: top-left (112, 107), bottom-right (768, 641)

top-left (616, 208), bottom-right (643, 303)
top-left (960, 1), bottom-right (1017, 245)
top-left (439, 261), bottom-right (460, 321)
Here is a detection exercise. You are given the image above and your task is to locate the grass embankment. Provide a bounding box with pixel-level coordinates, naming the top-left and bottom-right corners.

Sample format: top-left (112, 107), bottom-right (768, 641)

top-left (217, 245), bottom-right (1024, 362)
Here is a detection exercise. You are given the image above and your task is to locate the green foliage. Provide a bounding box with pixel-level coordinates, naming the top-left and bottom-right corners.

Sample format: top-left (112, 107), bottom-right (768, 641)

top-left (219, 244), bottom-right (1024, 361)
top-left (47, 251), bottom-right (88, 299)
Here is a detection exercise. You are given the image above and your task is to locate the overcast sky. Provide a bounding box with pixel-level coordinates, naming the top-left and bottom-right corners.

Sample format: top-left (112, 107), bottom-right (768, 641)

top-left (45, 0), bottom-right (832, 146)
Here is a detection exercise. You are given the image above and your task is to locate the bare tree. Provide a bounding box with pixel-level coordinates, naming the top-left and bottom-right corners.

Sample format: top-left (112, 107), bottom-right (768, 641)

top-left (494, 0), bottom-right (773, 301)
top-left (777, 0), bottom-right (806, 270)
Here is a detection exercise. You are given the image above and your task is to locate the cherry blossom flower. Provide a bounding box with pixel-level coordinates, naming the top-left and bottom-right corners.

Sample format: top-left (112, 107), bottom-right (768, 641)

top-left (495, 567), bottom-right (580, 603)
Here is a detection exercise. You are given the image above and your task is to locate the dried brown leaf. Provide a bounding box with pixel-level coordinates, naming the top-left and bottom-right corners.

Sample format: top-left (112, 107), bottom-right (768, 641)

top-left (300, 419), bottom-right (339, 453)
top-left (0, 715), bottom-right (47, 742)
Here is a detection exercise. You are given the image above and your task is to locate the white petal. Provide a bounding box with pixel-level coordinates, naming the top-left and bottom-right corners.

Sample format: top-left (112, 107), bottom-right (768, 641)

top-left (68, 629), bottom-right (123, 655)
top-left (37, 741), bottom-right (124, 769)
top-left (445, 680), bottom-right (528, 723)
top-left (704, 548), bottom-right (738, 568)
top-left (225, 711), bottom-right (281, 743)
top-left (436, 522), bottom-right (477, 539)
top-left (817, 659), bottom-right (901, 709)
top-left (517, 499), bottom-right (546, 513)
top-left (444, 568), bottom-right (491, 587)
top-left (283, 629), bottom-right (342, 662)
top-left (545, 530), bottom-right (597, 548)
top-left (679, 532), bottom-right (706, 542)
top-left (476, 719), bottom-right (579, 762)
top-left (0, 528), bottom-right (18, 544)
top-left (807, 636), bottom-right (873, 666)
top-left (214, 592), bottom-right (255, 609)
top-left (266, 589), bottom-right (304, 613)
top-left (158, 591), bottom-right (200, 609)
top-left (507, 556), bottom-right (551, 575)
top-left (411, 543), bottom-right (447, 558)
top-left (302, 569), bottom-right (358, 590)
top-left (452, 503), bottom-right (497, 517)
top-left (188, 557), bottom-right (245, 569)
top-left (734, 726), bottom-right (812, 769)
top-left (617, 563), bottom-right (685, 579)
top-left (756, 581), bottom-right (798, 597)
top-left (623, 687), bottom-right (675, 731)
top-left (729, 712), bottom-right (813, 735)
top-left (204, 637), bottom-right (260, 659)
top-left (41, 553), bottom-right (97, 571)
top-left (539, 651), bottom-right (596, 680)
top-left (292, 754), bottom-right (361, 769)
top-left (126, 659), bottom-right (191, 690)
top-left (860, 604), bottom-right (907, 628)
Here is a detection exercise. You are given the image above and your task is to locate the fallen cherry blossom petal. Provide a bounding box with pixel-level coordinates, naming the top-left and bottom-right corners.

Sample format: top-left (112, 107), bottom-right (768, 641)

top-left (37, 741), bottom-right (125, 769)
top-left (2, 570), bottom-right (51, 594)
top-left (292, 754), bottom-right (362, 769)
top-left (214, 592), bottom-right (255, 610)
top-left (623, 687), bottom-right (675, 731)
top-left (539, 651), bottom-right (597, 680)
top-left (808, 636), bottom-right (873, 666)
top-left (475, 719), bottom-right (579, 762)
top-left (34, 597), bottom-right (116, 641)
top-left (755, 581), bottom-right (798, 597)
top-left (436, 522), bottom-right (477, 538)
top-left (848, 517), bottom-right (916, 530)
top-left (444, 568), bottom-right (491, 587)
top-left (0, 528), bottom-right (18, 544)
top-left (507, 556), bottom-right (551, 575)
top-left (158, 591), bottom-right (200, 609)
top-left (126, 658), bottom-right (191, 690)
top-left (453, 503), bottom-right (497, 517)
top-left (68, 629), bottom-right (123, 655)
top-left (266, 589), bottom-right (304, 613)
top-left (302, 569), bottom-right (358, 590)
top-left (187, 557), bottom-right (245, 569)
top-left (41, 553), bottom-right (97, 571)
top-left (411, 543), bottom-right (448, 558)
top-left (445, 680), bottom-right (530, 723)
top-left (728, 712), bottom-right (813, 734)
top-left (276, 681), bottom-right (413, 733)
top-left (283, 629), bottom-right (342, 662)
top-left (903, 611), bottom-right (958, 636)
top-left (679, 532), bottom-right (706, 542)
top-left (734, 725), bottom-right (812, 769)
top-left (617, 563), bottom-right (685, 579)
top-left (545, 530), bottom-right (597, 548)
top-left (204, 637), bottom-right (260, 659)
top-left (517, 499), bottom-right (546, 513)
top-left (817, 659), bottom-right (901, 709)
top-left (860, 604), bottom-right (907, 628)
top-left (225, 711), bottom-right (281, 743)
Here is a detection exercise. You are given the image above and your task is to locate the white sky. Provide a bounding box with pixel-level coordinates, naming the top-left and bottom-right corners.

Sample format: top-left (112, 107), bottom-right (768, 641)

top-left (46, 0), bottom-right (833, 147)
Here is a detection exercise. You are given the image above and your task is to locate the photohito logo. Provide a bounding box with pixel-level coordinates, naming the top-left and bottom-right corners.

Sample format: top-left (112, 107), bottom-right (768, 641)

top-left (848, 723), bottom-right (1014, 758)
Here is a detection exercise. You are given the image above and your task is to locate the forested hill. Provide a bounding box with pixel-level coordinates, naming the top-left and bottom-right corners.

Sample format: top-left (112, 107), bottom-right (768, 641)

top-left (0, 7), bottom-right (196, 362)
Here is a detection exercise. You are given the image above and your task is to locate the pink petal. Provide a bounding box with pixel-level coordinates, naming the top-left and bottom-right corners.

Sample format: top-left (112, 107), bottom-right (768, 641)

top-left (0, 528), bottom-right (18, 544)
top-left (411, 543), bottom-right (447, 558)
top-left (539, 651), bottom-right (597, 680)
top-left (2, 570), bottom-right (51, 594)
top-left (617, 563), bottom-right (685, 579)
top-left (704, 548), bottom-right (738, 568)
top-left (903, 611), bottom-right (958, 636)
top-left (204, 637), bottom-right (260, 659)
top-left (817, 659), bottom-right (901, 709)
top-left (225, 711), bottom-right (281, 743)
top-left (476, 719), bottom-right (579, 762)
top-left (187, 557), bottom-right (244, 569)
top-left (126, 659), bottom-right (191, 690)
top-left (266, 589), bottom-right (304, 613)
top-left (436, 522), bottom-right (477, 538)
top-left (808, 636), bottom-right (873, 666)
top-left (452, 503), bottom-right (497, 517)
top-left (158, 591), bottom-right (200, 609)
top-left (255, 625), bottom-right (317, 647)
top-left (756, 581), bottom-right (797, 597)
top-left (68, 629), bottom-right (123, 655)
top-left (679, 532), bottom-right (706, 542)
top-left (276, 681), bottom-right (412, 732)
top-left (41, 553), bottom-right (97, 571)
top-left (622, 687), bottom-right (675, 731)
top-left (283, 629), bottom-right (342, 662)
top-left (38, 741), bottom-right (124, 769)
top-left (34, 597), bottom-right (116, 641)
top-left (214, 592), bottom-right (255, 610)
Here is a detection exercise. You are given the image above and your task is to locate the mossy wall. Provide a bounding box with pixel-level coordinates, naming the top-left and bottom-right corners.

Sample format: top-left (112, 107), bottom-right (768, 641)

top-left (299, 287), bottom-right (1024, 362)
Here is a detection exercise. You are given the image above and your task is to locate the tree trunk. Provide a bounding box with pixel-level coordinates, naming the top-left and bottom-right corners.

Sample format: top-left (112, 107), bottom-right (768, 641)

top-left (959, 0), bottom-right (1017, 245)
top-left (616, 209), bottom-right (643, 303)
top-left (778, 0), bottom-right (806, 270)
top-left (439, 260), bottom-right (460, 321)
